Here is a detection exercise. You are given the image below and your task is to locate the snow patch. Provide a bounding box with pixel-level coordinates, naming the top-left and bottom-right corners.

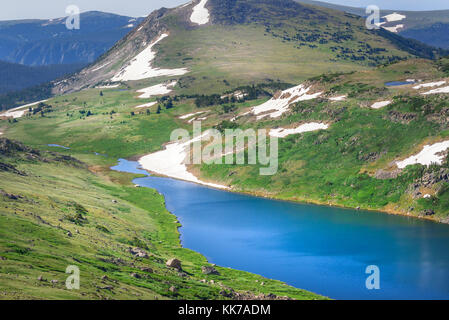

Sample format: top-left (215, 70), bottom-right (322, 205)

top-left (251, 85), bottom-right (322, 120)
top-left (179, 111), bottom-right (205, 119)
top-left (91, 62), bottom-right (111, 72)
top-left (0, 100), bottom-right (48, 119)
top-left (370, 100), bottom-right (392, 109)
top-left (413, 81), bottom-right (446, 90)
top-left (112, 34), bottom-right (188, 82)
top-left (137, 81), bottom-right (177, 99)
top-left (396, 141), bottom-right (449, 169)
top-left (329, 95), bottom-right (346, 102)
top-left (96, 84), bottom-right (120, 89)
top-left (421, 85), bottom-right (449, 95)
top-left (135, 102), bottom-right (158, 109)
top-left (190, 0), bottom-right (210, 25)
top-left (269, 123), bottom-right (329, 138)
top-left (139, 131), bottom-right (228, 189)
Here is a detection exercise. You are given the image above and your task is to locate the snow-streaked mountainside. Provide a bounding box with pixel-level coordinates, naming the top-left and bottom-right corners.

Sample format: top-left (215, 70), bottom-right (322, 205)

top-left (53, 0), bottom-right (446, 96)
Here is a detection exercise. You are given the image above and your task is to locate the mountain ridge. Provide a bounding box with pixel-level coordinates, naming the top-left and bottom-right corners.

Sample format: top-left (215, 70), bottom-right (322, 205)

top-left (53, 0), bottom-right (444, 96)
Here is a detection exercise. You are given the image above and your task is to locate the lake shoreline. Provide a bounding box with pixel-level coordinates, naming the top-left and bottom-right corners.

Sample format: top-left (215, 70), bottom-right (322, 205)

top-left (128, 154), bottom-right (448, 226)
top-left (113, 158), bottom-right (449, 300)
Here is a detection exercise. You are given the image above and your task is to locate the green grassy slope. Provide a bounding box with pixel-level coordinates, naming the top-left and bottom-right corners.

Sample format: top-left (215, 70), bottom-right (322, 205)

top-left (3, 58), bottom-right (449, 224)
top-left (196, 59), bottom-right (449, 221)
top-left (0, 139), bottom-right (324, 300)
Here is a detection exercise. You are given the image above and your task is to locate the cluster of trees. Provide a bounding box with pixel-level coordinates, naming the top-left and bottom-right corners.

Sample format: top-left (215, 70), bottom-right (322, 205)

top-left (30, 102), bottom-right (53, 117)
top-left (79, 110), bottom-right (93, 117)
top-left (158, 96), bottom-right (174, 109)
top-left (193, 81), bottom-right (292, 108)
top-left (0, 82), bottom-right (53, 112)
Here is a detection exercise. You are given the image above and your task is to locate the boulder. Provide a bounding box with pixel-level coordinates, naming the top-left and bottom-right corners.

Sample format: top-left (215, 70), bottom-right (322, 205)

top-left (166, 258), bottom-right (182, 270)
top-left (169, 286), bottom-right (178, 293)
top-left (422, 209), bottom-right (435, 216)
top-left (201, 266), bottom-right (220, 275)
top-left (128, 247), bottom-right (149, 259)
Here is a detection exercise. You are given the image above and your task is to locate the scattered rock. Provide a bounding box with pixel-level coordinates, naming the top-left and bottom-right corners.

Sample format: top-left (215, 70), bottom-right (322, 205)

top-left (169, 286), bottom-right (178, 293)
top-left (128, 247), bottom-right (149, 259)
top-left (384, 111), bottom-right (417, 124)
top-left (139, 267), bottom-right (153, 273)
top-left (0, 190), bottom-right (23, 200)
top-left (375, 169), bottom-right (401, 180)
top-left (112, 200), bottom-right (118, 204)
top-left (130, 273), bottom-right (141, 279)
top-left (66, 231), bottom-right (72, 237)
top-left (0, 256), bottom-right (6, 261)
top-left (166, 258), bottom-right (182, 271)
top-left (37, 275), bottom-right (46, 282)
top-left (201, 266), bottom-right (220, 275)
top-left (422, 209), bottom-right (435, 216)
top-left (51, 280), bottom-right (59, 284)
top-left (101, 275), bottom-right (109, 281)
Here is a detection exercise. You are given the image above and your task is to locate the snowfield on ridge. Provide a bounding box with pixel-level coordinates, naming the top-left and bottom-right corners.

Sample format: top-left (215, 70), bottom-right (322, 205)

top-left (190, 0), bottom-right (210, 25)
top-left (112, 34), bottom-right (188, 82)
top-left (269, 123), bottom-right (329, 138)
top-left (137, 81), bottom-right (178, 99)
top-left (251, 85), bottom-right (322, 120)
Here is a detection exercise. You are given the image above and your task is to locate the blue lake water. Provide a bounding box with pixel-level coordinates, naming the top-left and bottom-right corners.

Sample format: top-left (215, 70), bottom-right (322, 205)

top-left (111, 159), bottom-right (449, 300)
top-left (47, 144), bottom-right (70, 149)
top-left (385, 81), bottom-right (415, 87)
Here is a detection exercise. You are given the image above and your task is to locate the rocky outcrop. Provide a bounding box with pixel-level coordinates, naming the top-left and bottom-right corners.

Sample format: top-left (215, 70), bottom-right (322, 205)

top-left (419, 168), bottom-right (449, 188)
top-left (127, 247), bottom-right (149, 259)
top-left (201, 266), bottom-right (220, 275)
top-left (166, 258), bottom-right (182, 271)
top-left (383, 111), bottom-right (417, 124)
top-left (375, 169), bottom-right (401, 180)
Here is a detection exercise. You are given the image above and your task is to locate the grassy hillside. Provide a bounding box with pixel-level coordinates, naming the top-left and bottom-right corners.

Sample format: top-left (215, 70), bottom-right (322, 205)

top-left (0, 138), bottom-right (324, 300)
top-left (3, 58), bottom-right (449, 224)
top-left (196, 59), bottom-right (449, 222)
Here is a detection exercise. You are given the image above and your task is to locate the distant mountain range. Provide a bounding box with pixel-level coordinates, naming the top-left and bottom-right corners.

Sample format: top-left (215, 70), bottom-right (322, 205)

top-left (0, 11), bottom-right (144, 96)
top-left (0, 61), bottom-right (83, 94)
top-left (296, 0), bottom-right (449, 49)
top-left (0, 11), bottom-right (144, 66)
